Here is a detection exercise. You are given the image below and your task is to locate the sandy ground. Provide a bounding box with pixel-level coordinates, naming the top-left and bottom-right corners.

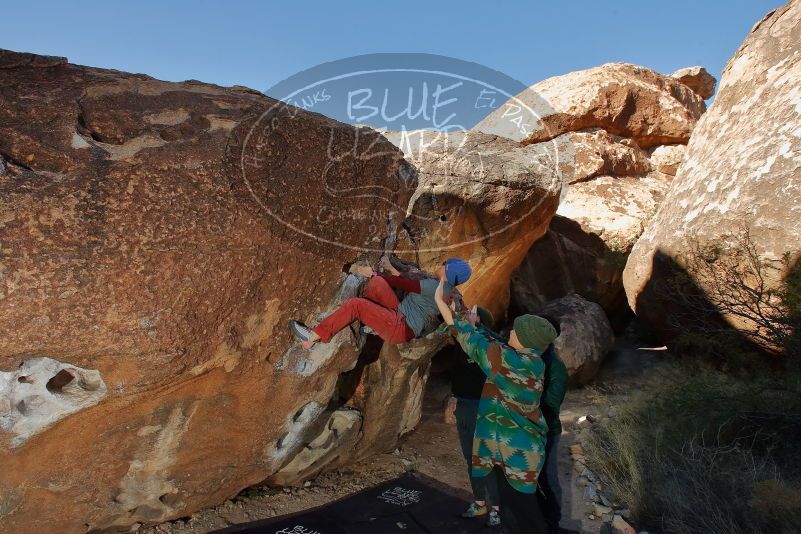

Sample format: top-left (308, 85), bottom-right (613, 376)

top-left (138, 324), bottom-right (666, 534)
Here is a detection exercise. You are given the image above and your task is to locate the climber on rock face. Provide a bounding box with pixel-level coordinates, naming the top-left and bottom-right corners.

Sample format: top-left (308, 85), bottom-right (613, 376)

top-left (289, 257), bottom-right (472, 349)
top-left (433, 275), bottom-right (556, 534)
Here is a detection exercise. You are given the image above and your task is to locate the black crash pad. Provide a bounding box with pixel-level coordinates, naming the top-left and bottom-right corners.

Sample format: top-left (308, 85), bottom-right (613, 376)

top-left (213, 472), bottom-right (497, 534)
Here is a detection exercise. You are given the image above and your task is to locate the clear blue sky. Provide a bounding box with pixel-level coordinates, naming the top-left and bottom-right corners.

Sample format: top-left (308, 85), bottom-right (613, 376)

top-left (1, 1), bottom-right (786, 93)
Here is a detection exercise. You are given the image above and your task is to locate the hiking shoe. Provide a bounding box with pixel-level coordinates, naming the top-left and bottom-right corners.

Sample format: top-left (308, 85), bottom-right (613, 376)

top-left (460, 502), bottom-right (487, 518)
top-left (289, 320), bottom-right (313, 342)
top-left (487, 508), bottom-right (501, 527)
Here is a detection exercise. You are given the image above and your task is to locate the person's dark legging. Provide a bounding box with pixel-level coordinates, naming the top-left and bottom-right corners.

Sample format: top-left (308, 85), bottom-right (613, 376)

top-left (455, 399), bottom-right (500, 506)
top-left (494, 466), bottom-right (550, 534)
top-left (539, 432), bottom-right (562, 532)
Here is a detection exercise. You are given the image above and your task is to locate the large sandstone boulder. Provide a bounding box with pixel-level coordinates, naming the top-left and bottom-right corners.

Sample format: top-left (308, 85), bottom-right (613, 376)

top-left (623, 2), bottom-right (801, 347)
top-left (383, 129), bottom-right (565, 321)
top-left (0, 50), bottom-right (564, 532)
top-left (0, 48), bottom-right (416, 532)
top-left (510, 215), bottom-right (633, 329)
top-left (648, 144), bottom-right (686, 176)
top-left (537, 294), bottom-right (615, 386)
top-left (503, 65), bottom-right (708, 330)
top-left (671, 66), bottom-right (717, 100)
top-left (476, 62), bottom-right (707, 148)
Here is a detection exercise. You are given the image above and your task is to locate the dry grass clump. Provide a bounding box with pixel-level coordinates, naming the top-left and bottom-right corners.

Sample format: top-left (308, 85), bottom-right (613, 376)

top-left (584, 365), bottom-right (801, 533)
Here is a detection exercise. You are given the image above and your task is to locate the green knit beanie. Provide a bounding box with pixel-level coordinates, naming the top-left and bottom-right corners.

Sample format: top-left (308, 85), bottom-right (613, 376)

top-left (513, 314), bottom-right (558, 350)
top-left (476, 307), bottom-right (494, 329)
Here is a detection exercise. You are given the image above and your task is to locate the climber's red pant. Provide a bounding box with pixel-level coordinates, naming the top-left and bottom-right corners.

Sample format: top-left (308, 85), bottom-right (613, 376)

top-left (312, 276), bottom-right (415, 344)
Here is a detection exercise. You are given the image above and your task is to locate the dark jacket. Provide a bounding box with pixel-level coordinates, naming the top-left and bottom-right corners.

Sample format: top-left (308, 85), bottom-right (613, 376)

top-left (449, 324), bottom-right (507, 400)
top-left (540, 345), bottom-right (568, 434)
top-left (450, 343), bottom-right (487, 400)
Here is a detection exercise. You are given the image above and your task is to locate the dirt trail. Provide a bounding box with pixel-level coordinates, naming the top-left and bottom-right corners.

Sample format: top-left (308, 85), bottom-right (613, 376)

top-left (140, 323), bottom-right (666, 534)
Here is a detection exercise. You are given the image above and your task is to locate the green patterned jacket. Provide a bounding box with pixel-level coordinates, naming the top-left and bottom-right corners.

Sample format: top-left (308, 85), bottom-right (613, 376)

top-left (448, 316), bottom-right (548, 494)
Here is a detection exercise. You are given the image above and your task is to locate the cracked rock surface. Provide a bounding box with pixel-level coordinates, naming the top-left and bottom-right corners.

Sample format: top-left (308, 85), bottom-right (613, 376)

top-left (0, 47), bottom-right (413, 532)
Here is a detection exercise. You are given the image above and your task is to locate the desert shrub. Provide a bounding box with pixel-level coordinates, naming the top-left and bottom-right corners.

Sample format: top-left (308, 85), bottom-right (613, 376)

top-left (585, 228), bottom-right (801, 532)
top-left (584, 363), bottom-right (801, 534)
top-left (659, 228), bottom-right (801, 368)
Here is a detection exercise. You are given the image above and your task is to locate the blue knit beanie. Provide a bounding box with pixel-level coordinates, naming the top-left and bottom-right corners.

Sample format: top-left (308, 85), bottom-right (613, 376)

top-left (444, 258), bottom-right (471, 286)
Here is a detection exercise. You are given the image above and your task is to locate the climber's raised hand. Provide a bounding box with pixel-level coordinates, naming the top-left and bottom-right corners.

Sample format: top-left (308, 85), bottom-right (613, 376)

top-left (466, 305), bottom-right (479, 326)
